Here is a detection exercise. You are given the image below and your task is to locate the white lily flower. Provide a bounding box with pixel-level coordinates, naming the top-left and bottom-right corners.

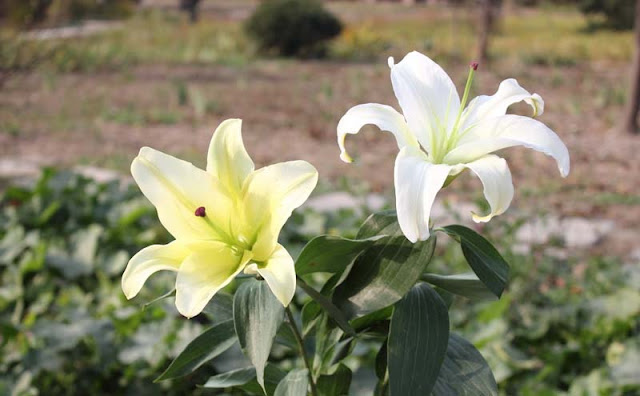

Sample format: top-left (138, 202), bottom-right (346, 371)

top-left (122, 119), bottom-right (318, 318)
top-left (338, 51), bottom-right (569, 243)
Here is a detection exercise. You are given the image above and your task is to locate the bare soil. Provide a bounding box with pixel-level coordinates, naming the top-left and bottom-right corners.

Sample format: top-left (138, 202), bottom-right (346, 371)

top-left (1, 1), bottom-right (639, 258)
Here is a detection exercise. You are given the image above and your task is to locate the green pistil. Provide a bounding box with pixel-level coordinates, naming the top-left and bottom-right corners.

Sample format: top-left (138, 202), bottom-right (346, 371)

top-left (441, 63), bottom-right (478, 160)
top-left (452, 64), bottom-right (477, 135)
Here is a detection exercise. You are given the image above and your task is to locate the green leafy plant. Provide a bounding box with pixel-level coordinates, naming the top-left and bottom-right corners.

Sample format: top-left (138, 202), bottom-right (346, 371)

top-left (580, 0), bottom-right (635, 30)
top-left (244, 0), bottom-right (343, 57)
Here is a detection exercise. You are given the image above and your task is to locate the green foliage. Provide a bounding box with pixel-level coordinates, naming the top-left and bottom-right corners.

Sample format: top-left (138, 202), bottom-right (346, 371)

top-left (441, 225), bottom-right (510, 298)
top-left (388, 283), bottom-right (450, 394)
top-left (233, 278), bottom-right (285, 391)
top-left (432, 334), bottom-right (498, 395)
top-left (1, 0), bottom-right (54, 28)
top-left (580, 0), bottom-right (636, 30)
top-left (1, 170), bottom-right (638, 394)
top-left (332, 211), bottom-right (437, 316)
top-left (0, 169), bottom-right (211, 394)
top-left (67, 0), bottom-right (137, 21)
top-left (245, 0), bottom-right (342, 57)
top-left (0, 0), bottom-right (136, 29)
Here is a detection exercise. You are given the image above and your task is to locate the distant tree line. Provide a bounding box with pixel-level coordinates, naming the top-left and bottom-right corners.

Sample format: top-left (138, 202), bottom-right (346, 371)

top-left (0, 0), bottom-right (139, 28)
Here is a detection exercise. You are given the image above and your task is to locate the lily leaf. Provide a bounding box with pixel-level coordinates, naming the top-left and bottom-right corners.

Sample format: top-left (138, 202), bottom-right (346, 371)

top-left (423, 272), bottom-right (497, 301)
top-left (441, 225), bottom-right (509, 298)
top-left (202, 292), bottom-right (234, 324)
top-left (202, 367), bottom-right (256, 388)
top-left (233, 278), bottom-right (285, 391)
top-left (388, 283), bottom-right (449, 395)
top-left (317, 363), bottom-right (352, 396)
top-left (155, 320), bottom-right (236, 381)
top-left (432, 333), bottom-right (498, 395)
top-left (334, 211), bottom-right (437, 316)
top-left (143, 288), bottom-right (176, 310)
top-left (274, 369), bottom-right (309, 396)
top-left (297, 278), bottom-right (355, 336)
top-left (295, 234), bottom-right (383, 276)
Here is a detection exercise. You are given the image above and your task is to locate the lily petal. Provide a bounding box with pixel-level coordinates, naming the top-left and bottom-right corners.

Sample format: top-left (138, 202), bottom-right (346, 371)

top-left (337, 103), bottom-right (417, 163)
top-left (462, 79), bottom-right (544, 128)
top-left (243, 160), bottom-right (318, 261)
top-left (464, 155), bottom-right (514, 223)
top-left (207, 119), bottom-right (255, 195)
top-left (445, 115), bottom-right (570, 177)
top-left (255, 244), bottom-right (296, 307)
top-left (131, 147), bottom-right (234, 240)
top-left (121, 241), bottom-right (189, 300)
top-left (391, 51), bottom-right (461, 153)
top-left (394, 147), bottom-right (452, 243)
top-left (175, 242), bottom-right (252, 318)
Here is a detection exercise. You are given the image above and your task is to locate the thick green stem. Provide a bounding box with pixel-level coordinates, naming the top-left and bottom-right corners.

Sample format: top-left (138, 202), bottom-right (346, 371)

top-left (285, 306), bottom-right (318, 396)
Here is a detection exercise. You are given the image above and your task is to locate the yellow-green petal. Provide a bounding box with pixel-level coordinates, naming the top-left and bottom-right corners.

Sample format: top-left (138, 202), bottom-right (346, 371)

top-left (131, 147), bottom-right (234, 241)
top-left (242, 160), bottom-right (318, 261)
top-left (206, 119), bottom-right (255, 196)
top-left (255, 244), bottom-right (296, 307)
top-left (121, 241), bottom-right (190, 300)
top-left (175, 242), bottom-right (252, 318)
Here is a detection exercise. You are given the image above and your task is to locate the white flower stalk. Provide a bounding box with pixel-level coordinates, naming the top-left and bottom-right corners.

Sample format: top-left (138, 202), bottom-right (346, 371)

top-left (338, 51), bottom-right (569, 243)
top-left (122, 119), bottom-right (318, 318)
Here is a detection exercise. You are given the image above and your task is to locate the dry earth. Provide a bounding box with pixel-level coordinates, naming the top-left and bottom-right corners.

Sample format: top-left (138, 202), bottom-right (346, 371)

top-left (1, 2), bottom-right (639, 258)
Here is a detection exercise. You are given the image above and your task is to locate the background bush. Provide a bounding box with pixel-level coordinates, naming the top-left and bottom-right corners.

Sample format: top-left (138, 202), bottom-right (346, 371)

top-left (244, 0), bottom-right (342, 58)
top-left (0, 0), bottom-right (137, 29)
top-left (579, 0), bottom-right (635, 30)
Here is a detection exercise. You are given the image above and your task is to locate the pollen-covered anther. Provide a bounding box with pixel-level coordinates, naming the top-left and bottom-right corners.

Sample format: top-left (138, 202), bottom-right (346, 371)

top-left (194, 206), bottom-right (206, 217)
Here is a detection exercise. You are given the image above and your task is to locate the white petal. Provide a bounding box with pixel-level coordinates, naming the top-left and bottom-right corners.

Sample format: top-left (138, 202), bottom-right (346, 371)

top-left (445, 115), bottom-right (570, 177)
top-left (462, 78), bottom-right (544, 129)
top-left (256, 244), bottom-right (296, 307)
top-left (207, 119), bottom-right (255, 195)
top-left (131, 147), bottom-right (234, 240)
top-left (242, 161), bottom-right (318, 261)
top-left (175, 242), bottom-right (252, 318)
top-left (121, 241), bottom-right (189, 300)
top-left (464, 155), bottom-right (514, 223)
top-left (390, 51), bottom-right (461, 153)
top-left (394, 147), bottom-right (452, 243)
top-left (337, 103), bottom-right (417, 163)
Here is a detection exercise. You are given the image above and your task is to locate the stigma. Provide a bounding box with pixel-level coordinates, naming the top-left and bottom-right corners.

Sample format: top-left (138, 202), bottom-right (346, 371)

top-left (194, 206), bottom-right (206, 217)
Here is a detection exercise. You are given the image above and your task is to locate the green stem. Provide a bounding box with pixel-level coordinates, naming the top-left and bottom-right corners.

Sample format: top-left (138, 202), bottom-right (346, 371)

top-left (285, 306), bottom-right (318, 396)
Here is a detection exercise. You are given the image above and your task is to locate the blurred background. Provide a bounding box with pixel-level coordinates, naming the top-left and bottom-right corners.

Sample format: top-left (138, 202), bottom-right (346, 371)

top-left (0, 0), bottom-right (639, 395)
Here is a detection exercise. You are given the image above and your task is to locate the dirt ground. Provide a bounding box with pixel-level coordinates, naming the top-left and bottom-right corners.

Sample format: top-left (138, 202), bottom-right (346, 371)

top-left (1, 2), bottom-right (639, 258)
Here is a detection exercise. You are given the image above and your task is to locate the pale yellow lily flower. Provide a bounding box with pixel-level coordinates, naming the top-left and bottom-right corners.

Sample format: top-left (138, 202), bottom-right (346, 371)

top-left (338, 51), bottom-right (569, 243)
top-left (122, 119), bottom-right (318, 318)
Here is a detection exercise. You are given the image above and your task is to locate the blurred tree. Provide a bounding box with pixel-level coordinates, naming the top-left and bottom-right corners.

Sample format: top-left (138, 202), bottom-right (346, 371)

top-left (623, 0), bottom-right (640, 134)
top-left (0, 0), bottom-right (54, 28)
top-left (179, 0), bottom-right (201, 23)
top-left (477, 0), bottom-right (499, 63)
top-left (580, 0), bottom-right (635, 30)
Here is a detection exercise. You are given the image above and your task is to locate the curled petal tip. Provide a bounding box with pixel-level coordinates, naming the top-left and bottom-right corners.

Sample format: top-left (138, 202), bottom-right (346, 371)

top-left (471, 211), bottom-right (494, 223)
top-left (340, 151), bottom-right (354, 163)
top-left (388, 56), bottom-right (395, 69)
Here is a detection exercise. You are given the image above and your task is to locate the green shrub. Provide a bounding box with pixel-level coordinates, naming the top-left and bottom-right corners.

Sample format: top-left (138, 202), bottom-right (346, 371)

top-left (0, 0), bottom-right (54, 28)
top-left (580, 0), bottom-right (635, 30)
top-left (244, 0), bottom-right (342, 57)
top-left (67, 0), bottom-right (137, 21)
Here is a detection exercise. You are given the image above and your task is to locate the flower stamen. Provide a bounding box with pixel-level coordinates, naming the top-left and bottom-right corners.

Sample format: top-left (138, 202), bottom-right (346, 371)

top-left (194, 206), bottom-right (206, 217)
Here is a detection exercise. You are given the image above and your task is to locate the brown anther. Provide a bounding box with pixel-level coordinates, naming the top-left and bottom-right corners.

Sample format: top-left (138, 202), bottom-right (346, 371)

top-left (194, 206), bottom-right (206, 217)
top-left (470, 61), bottom-right (479, 71)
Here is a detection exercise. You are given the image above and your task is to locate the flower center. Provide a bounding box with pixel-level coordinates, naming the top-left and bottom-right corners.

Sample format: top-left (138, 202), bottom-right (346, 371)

top-left (434, 61), bottom-right (478, 163)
